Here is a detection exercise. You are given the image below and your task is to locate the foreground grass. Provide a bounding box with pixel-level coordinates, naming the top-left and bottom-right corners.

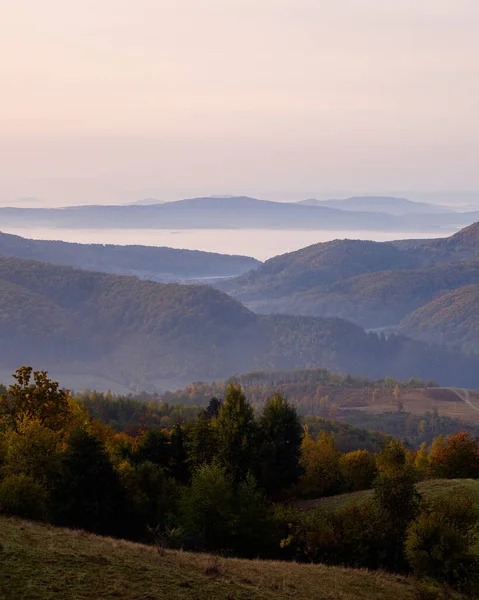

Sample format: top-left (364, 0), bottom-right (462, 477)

top-left (0, 516), bottom-right (426, 600)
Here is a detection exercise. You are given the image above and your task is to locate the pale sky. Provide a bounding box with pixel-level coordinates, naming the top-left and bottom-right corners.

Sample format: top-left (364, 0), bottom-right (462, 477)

top-left (1, 0), bottom-right (478, 205)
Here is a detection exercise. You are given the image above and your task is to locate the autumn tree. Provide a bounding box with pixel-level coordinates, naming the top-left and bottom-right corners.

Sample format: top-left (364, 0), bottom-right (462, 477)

top-left (339, 449), bottom-right (377, 492)
top-left (428, 432), bottom-right (479, 479)
top-left (297, 430), bottom-right (343, 498)
top-left (0, 367), bottom-right (71, 433)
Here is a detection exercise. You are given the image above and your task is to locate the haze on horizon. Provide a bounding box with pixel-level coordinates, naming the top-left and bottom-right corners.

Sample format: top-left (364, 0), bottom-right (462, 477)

top-left (1, 1), bottom-right (478, 206)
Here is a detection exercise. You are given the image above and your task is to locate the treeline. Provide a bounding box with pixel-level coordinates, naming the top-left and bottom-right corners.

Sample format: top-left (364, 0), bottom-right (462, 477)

top-left (1, 368), bottom-right (478, 593)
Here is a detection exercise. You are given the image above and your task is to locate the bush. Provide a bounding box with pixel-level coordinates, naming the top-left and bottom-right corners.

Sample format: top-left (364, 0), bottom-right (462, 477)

top-left (406, 494), bottom-right (479, 591)
top-left (0, 474), bottom-right (47, 520)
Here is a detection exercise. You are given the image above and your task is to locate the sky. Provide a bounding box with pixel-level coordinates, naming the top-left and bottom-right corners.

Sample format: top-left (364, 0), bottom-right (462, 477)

top-left (1, 0), bottom-right (478, 206)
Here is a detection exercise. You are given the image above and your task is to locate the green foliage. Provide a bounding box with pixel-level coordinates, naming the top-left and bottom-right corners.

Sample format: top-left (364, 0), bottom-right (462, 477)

top-left (406, 494), bottom-right (479, 591)
top-left (257, 395), bottom-right (303, 496)
top-left (217, 385), bottom-right (256, 483)
top-left (51, 429), bottom-right (134, 538)
top-left (179, 463), bottom-right (235, 551)
top-left (0, 473), bottom-right (47, 520)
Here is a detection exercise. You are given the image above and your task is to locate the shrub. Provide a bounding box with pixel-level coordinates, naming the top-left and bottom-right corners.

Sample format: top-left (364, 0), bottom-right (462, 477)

top-left (0, 474), bottom-right (47, 520)
top-left (406, 494), bottom-right (479, 591)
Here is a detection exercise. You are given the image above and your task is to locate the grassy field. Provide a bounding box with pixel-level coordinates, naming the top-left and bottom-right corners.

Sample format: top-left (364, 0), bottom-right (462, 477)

top-left (0, 515), bottom-right (435, 600)
top-left (295, 478), bottom-right (479, 514)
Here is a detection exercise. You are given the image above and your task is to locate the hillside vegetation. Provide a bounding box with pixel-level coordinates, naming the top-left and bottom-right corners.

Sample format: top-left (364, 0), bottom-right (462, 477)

top-left (220, 223), bottom-right (479, 332)
top-left (0, 230), bottom-right (260, 280)
top-left (399, 284), bottom-right (479, 353)
top-left (0, 516), bottom-right (422, 600)
top-left (3, 256), bottom-right (479, 389)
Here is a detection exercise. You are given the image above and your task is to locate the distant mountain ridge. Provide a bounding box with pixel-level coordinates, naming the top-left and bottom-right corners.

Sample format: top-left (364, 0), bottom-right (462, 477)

top-left (299, 196), bottom-right (453, 215)
top-left (0, 195), bottom-right (476, 231)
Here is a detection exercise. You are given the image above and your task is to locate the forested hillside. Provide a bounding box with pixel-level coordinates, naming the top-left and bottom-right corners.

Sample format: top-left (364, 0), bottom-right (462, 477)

top-left (1, 256), bottom-right (479, 390)
top-left (219, 223), bottom-right (479, 331)
top-left (399, 284), bottom-right (479, 353)
top-left (0, 231), bottom-right (260, 280)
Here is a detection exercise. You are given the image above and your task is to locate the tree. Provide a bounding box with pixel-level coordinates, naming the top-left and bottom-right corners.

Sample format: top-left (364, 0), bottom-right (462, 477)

top-left (217, 384), bottom-right (256, 484)
top-left (0, 367), bottom-right (71, 433)
top-left (429, 432), bottom-right (479, 479)
top-left (51, 429), bottom-right (134, 538)
top-left (373, 440), bottom-right (421, 571)
top-left (257, 395), bottom-right (303, 496)
top-left (1, 418), bottom-right (61, 487)
top-left (339, 450), bottom-right (377, 492)
top-left (135, 428), bottom-right (171, 469)
top-left (179, 463), bottom-right (235, 551)
top-left (297, 430), bottom-right (343, 498)
top-left (169, 424), bottom-right (189, 483)
top-left (185, 412), bottom-right (219, 467)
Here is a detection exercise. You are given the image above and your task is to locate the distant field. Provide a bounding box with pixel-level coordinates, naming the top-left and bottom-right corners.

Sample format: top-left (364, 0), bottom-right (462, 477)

top-left (0, 516), bottom-right (426, 600)
top-left (358, 388), bottom-right (479, 423)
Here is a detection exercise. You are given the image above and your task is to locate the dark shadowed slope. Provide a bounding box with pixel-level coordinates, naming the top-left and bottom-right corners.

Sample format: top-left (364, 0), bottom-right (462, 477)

top-left (0, 231), bottom-right (260, 280)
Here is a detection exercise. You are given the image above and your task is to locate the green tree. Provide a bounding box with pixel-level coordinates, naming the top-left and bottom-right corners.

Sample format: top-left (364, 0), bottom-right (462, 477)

top-left (257, 395), bottom-right (303, 496)
top-left (179, 463), bottom-right (234, 551)
top-left (51, 429), bottom-right (134, 538)
top-left (185, 412), bottom-right (219, 467)
top-left (217, 384), bottom-right (256, 483)
top-left (373, 440), bottom-right (421, 571)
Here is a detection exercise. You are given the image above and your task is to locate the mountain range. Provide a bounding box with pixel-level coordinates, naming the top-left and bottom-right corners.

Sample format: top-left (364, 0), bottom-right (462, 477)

top-left (0, 195), bottom-right (477, 232)
top-left (298, 196), bottom-right (453, 215)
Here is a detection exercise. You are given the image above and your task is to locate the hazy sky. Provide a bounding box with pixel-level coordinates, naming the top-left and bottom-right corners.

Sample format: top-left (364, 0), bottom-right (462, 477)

top-left (1, 1), bottom-right (478, 205)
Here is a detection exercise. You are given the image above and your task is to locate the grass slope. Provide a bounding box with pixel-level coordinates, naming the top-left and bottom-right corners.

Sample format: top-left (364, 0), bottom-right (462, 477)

top-left (0, 516), bottom-right (422, 600)
top-left (296, 479), bottom-right (479, 516)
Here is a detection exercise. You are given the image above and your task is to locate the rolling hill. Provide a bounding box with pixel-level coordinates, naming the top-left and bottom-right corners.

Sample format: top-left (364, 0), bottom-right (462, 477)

top-left (0, 231), bottom-right (260, 281)
top-left (1, 256), bottom-right (479, 391)
top-left (0, 516), bottom-right (423, 600)
top-left (399, 284), bottom-right (479, 352)
top-left (220, 224), bottom-right (479, 329)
